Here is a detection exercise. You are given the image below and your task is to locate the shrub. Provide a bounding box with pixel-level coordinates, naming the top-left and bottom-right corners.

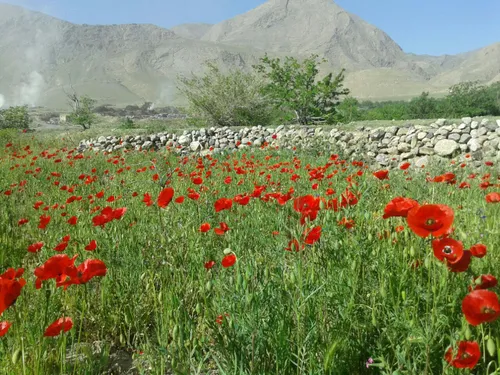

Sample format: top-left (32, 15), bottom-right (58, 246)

top-left (120, 117), bottom-right (136, 129)
top-left (177, 62), bottom-right (280, 127)
top-left (0, 106), bottom-right (32, 130)
top-left (67, 95), bottom-right (97, 130)
top-left (253, 54), bottom-right (350, 125)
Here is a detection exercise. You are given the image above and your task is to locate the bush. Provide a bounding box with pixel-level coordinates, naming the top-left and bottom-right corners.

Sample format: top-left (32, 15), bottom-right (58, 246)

top-left (0, 106), bottom-right (32, 130)
top-left (68, 95), bottom-right (97, 130)
top-left (177, 62), bottom-right (281, 127)
top-left (253, 54), bottom-right (350, 125)
top-left (120, 117), bottom-right (136, 129)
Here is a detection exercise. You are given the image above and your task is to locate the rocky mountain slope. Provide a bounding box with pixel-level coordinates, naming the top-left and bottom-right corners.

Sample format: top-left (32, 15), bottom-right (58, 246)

top-left (0, 0), bottom-right (498, 109)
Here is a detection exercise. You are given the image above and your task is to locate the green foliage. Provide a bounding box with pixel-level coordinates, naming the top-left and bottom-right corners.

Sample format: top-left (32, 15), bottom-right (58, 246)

top-left (343, 81), bottom-right (500, 122)
top-left (68, 95), bottom-right (97, 130)
top-left (332, 96), bottom-right (362, 124)
top-left (407, 92), bottom-right (438, 119)
top-left (0, 139), bottom-right (499, 374)
top-left (119, 117), bottom-right (136, 129)
top-left (177, 62), bottom-right (279, 127)
top-left (443, 81), bottom-right (499, 117)
top-left (253, 54), bottom-right (350, 125)
top-left (0, 105), bottom-right (32, 130)
top-left (362, 101), bottom-right (410, 121)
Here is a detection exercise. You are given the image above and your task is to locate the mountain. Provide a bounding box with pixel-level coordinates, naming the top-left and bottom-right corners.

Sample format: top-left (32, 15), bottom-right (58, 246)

top-left (0, 1), bottom-right (498, 109)
top-left (170, 23), bottom-right (213, 40)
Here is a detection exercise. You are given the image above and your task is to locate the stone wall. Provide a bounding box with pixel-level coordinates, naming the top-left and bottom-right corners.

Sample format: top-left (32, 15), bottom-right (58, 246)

top-left (78, 117), bottom-right (500, 168)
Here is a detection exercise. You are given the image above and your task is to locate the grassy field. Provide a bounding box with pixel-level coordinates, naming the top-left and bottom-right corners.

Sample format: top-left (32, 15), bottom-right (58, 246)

top-left (0, 129), bottom-right (499, 374)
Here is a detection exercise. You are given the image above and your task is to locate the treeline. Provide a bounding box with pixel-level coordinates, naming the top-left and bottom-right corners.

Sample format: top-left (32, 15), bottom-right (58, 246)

top-left (335, 81), bottom-right (500, 123)
top-left (178, 53), bottom-right (500, 127)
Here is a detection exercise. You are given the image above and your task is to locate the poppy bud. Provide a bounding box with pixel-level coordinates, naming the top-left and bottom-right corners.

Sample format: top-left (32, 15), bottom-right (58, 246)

top-left (12, 348), bottom-right (21, 365)
top-left (409, 246), bottom-right (415, 257)
top-left (223, 248), bottom-right (232, 255)
top-left (379, 284), bottom-right (386, 299)
top-left (205, 281), bottom-right (212, 293)
top-left (401, 291), bottom-right (406, 301)
top-left (465, 326), bottom-right (472, 340)
top-left (195, 303), bottom-right (201, 315)
top-left (487, 338), bottom-right (496, 357)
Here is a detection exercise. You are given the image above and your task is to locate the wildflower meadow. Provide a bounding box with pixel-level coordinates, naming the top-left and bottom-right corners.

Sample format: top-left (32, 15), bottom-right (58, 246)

top-left (0, 132), bottom-right (499, 374)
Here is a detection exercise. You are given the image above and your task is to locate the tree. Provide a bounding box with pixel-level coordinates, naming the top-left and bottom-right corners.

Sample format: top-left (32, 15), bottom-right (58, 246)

top-left (253, 54), bottom-right (350, 125)
top-left (408, 92), bottom-right (438, 119)
top-left (177, 62), bottom-right (279, 127)
top-left (332, 96), bottom-right (362, 124)
top-left (445, 81), bottom-right (498, 117)
top-left (0, 106), bottom-right (32, 130)
top-left (67, 93), bottom-right (97, 130)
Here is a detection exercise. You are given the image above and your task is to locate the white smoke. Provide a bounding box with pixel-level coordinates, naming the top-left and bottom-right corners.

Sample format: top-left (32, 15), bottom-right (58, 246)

top-left (0, 94), bottom-right (5, 108)
top-left (18, 71), bottom-right (45, 107)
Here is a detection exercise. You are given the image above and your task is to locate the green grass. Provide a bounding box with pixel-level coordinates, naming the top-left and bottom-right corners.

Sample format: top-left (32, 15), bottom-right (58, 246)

top-left (0, 131), bottom-right (499, 375)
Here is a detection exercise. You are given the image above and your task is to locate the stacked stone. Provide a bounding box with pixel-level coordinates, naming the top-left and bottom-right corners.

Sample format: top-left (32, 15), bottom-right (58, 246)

top-left (78, 118), bottom-right (500, 168)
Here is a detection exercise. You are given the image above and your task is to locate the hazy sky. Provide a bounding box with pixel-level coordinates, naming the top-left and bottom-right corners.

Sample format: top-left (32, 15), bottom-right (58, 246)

top-left (3, 0), bottom-right (499, 56)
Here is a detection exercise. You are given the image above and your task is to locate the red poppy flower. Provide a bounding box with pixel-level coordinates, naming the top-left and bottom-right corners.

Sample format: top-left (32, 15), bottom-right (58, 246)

top-left (0, 321), bottom-right (12, 337)
top-left (444, 341), bottom-right (480, 369)
top-left (74, 259), bottom-right (107, 284)
top-left (84, 240), bottom-right (97, 251)
top-left (432, 237), bottom-right (463, 263)
top-left (192, 177), bottom-right (203, 185)
top-left (485, 192), bottom-right (500, 203)
top-left (470, 243), bottom-right (487, 258)
top-left (0, 272), bottom-right (26, 316)
top-left (18, 218), bottom-right (29, 226)
top-left (285, 238), bottom-right (305, 252)
top-left (158, 187), bottom-right (174, 208)
top-left (462, 289), bottom-right (500, 326)
top-left (338, 217), bottom-right (355, 229)
top-left (304, 226), bottom-right (321, 245)
top-left (406, 204), bottom-right (454, 238)
top-left (472, 274), bottom-right (498, 291)
top-left (382, 197), bottom-right (419, 219)
top-left (143, 193), bottom-right (154, 206)
top-left (214, 222), bottom-right (230, 235)
top-left (53, 241), bottom-right (69, 252)
top-left (447, 251), bottom-right (472, 273)
top-left (34, 254), bottom-right (78, 289)
top-left (174, 196), bottom-right (184, 204)
top-left (221, 254), bottom-right (237, 268)
top-left (214, 198), bottom-right (233, 212)
top-left (233, 194), bottom-right (250, 206)
top-left (38, 214), bottom-right (51, 229)
top-left (399, 162), bottom-right (411, 170)
top-left (28, 241), bottom-right (44, 253)
top-left (67, 216), bottom-right (78, 226)
top-left (199, 223), bottom-right (211, 233)
top-left (204, 260), bottom-right (215, 270)
top-left (373, 169), bottom-right (389, 180)
top-left (43, 317), bottom-right (73, 337)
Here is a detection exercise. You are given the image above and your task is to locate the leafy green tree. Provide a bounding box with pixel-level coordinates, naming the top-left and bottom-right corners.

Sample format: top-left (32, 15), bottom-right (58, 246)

top-left (253, 54), bottom-right (350, 125)
top-left (408, 92), bottom-right (438, 119)
top-left (444, 81), bottom-right (498, 117)
top-left (0, 105), bottom-right (32, 130)
top-left (67, 94), bottom-right (97, 130)
top-left (363, 101), bottom-right (409, 121)
top-left (332, 96), bottom-right (362, 123)
top-left (177, 62), bottom-right (279, 127)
